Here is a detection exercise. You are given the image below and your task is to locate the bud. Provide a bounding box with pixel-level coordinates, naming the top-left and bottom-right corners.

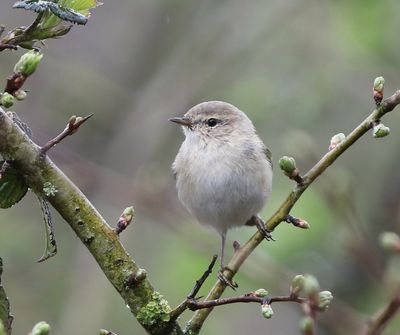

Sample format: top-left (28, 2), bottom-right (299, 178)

top-left (99, 330), bottom-right (109, 335)
top-left (254, 288), bottom-right (269, 297)
top-left (299, 316), bottom-right (314, 334)
top-left (0, 93), bottom-right (14, 108)
top-left (373, 76), bottom-right (385, 92)
top-left (30, 321), bottom-right (50, 335)
top-left (115, 206), bottom-right (135, 235)
top-left (14, 89), bottom-right (27, 101)
top-left (14, 50), bottom-right (43, 77)
top-left (303, 274), bottom-right (320, 301)
top-left (318, 290), bottom-right (333, 311)
top-left (279, 156), bottom-right (296, 174)
top-left (380, 232), bottom-right (400, 252)
top-left (373, 123), bottom-right (390, 138)
top-left (290, 274), bottom-right (305, 296)
top-left (329, 133), bottom-right (345, 150)
top-left (373, 77), bottom-right (385, 105)
top-left (135, 268), bottom-right (147, 282)
top-left (261, 303), bottom-right (274, 319)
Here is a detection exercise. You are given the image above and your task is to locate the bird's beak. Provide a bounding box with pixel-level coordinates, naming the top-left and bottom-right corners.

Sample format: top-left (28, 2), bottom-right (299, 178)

top-left (168, 117), bottom-right (192, 127)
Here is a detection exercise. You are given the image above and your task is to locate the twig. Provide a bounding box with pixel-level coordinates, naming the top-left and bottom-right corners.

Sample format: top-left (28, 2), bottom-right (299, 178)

top-left (187, 294), bottom-right (304, 311)
top-left (365, 292), bottom-right (400, 335)
top-left (40, 114), bottom-right (94, 154)
top-left (185, 90), bottom-right (400, 334)
top-left (170, 255), bottom-right (218, 321)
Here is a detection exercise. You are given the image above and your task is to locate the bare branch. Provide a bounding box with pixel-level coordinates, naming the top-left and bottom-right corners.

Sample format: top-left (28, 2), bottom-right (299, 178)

top-left (40, 114), bottom-right (94, 154)
top-left (365, 292), bottom-right (400, 335)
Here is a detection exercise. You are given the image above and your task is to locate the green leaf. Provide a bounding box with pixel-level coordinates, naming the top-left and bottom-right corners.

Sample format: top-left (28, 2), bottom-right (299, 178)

top-left (0, 161), bottom-right (28, 209)
top-left (40, 0), bottom-right (101, 29)
top-left (0, 258), bottom-right (13, 335)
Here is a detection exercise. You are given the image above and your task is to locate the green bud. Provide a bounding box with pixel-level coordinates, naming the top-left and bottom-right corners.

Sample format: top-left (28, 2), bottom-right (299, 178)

top-left (290, 274), bottom-right (305, 296)
top-left (254, 288), bottom-right (269, 297)
top-left (14, 50), bottom-right (43, 77)
top-left (278, 156), bottom-right (296, 174)
top-left (329, 133), bottom-right (345, 150)
top-left (99, 330), bottom-right (111, 335)
top-left (318, 290), bottom-right (333, 311)
top-left (373, 76), bottom-right (385, 93)
top-left (373, 123), bottom-right (390, 138)
top-left (300, 316), bottom-right (314, 334)
top-left (261, 303), bottom-right (274, 319)
top-left (30, 321), bottom-right (51, 335)
top-left (0, 93), bottom-right (14, 108)
top-left (303, 274), bottom-right (320, 300)
top-left (14, 89), bottom-right (27, 101)
top-left (380, 231), bottom-right (400, 252)
top-left (123, 206), bottom-right (135, 222)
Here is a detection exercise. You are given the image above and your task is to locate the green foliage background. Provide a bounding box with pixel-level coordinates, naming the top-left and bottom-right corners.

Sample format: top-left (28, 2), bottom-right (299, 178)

top-left (1, 1), bottom-right (400, 334)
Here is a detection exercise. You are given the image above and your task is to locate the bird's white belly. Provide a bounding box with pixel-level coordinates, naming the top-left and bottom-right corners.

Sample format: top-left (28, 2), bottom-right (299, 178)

top-left (176, 150), bottom-right (272, 233)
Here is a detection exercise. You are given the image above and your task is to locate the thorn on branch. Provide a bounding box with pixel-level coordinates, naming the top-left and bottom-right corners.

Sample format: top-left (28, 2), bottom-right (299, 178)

top-left (115, 206), bottom-right (135, 235)
top-left (278, 156), bottom-right (304, 184)
top-left (40, 114), bottom-right (93, 154)
top-left (284, 214), bottom-right (310, 229)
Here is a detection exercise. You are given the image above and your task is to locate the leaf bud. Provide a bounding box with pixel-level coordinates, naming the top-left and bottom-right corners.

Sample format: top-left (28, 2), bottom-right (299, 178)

top-left (261, 303), bottom-right (274, 319)
top-left (373, 123), bottom-right (390, 138)
top-left (0, 93), bottom-right (14, 108)
top-left (380, 231), bottom-right (400, 252)
top-left (318, 290), bottom-right (333, 311)
top-left (329, 133), bottom-right (345, 150)
top-left (290, 274), bottom-right (305, 296)
top-left (30, 321), bottom-right (50, 335)
top-left (14, 50), bottom-right (43, 77)
top-left (278, 156), bottom-right (296, 174)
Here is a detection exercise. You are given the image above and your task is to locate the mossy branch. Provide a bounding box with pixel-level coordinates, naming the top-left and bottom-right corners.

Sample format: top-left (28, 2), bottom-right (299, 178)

top-left (185, 90), bottom-right (400, 334)
top-left (0, 109), bottom-right (183, 335)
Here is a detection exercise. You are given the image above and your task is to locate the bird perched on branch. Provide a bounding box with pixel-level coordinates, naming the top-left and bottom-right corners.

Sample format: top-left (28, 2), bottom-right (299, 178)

top-left (170, 101), bottom-right (273, 288)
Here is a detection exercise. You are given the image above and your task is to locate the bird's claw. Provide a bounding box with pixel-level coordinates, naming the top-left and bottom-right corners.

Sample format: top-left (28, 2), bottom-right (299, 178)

top-left (255, 217), bottom-right (275, 241)
top-left (217, 268), bottom-right (238, 290)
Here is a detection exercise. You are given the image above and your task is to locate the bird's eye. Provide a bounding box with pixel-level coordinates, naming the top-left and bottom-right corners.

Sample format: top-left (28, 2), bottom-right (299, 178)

top-left (207, 118), bottom-right (218, 127)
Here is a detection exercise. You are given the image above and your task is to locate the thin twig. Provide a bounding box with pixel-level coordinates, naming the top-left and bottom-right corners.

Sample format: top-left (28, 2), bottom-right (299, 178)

top-left (185, 90), bottom-right (400, 334)
top-left (365, 292), bottom-right (400, 335)
top-left (187, 294), bottom-right (304, 311)
top-left (170, 255), bottom-right (218, 321)
top-left (40, 114), bottom-right (93, 154)
top-left (188, 255), bottom-right (218, 299)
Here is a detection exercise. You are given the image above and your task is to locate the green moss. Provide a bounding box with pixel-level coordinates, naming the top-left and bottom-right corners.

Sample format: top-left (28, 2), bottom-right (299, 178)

top-left (137, 292), bottom-right (172, 326)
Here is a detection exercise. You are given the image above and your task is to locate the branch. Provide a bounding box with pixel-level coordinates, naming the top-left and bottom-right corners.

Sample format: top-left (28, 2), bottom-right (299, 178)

top-left (186, 294), bottom-right (304, 310)
top-left (0, 109), bottom-right (183, 335)
top-left (185, 90), bottom-right (400, 334)
top-left (40, 114), bottom-right (94, 154)
top-left (365, 292), bottom-right (400, 335)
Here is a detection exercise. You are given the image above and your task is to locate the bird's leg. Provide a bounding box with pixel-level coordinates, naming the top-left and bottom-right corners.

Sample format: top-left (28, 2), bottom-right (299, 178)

top-left (217, 232), bottom-right (238, 289)
top-left (252, 215), bottom-right (275, 241)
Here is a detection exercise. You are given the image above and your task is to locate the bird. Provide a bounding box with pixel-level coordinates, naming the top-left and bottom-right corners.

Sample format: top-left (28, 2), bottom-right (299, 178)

top-left (170, 101), bottom-right (273, 288)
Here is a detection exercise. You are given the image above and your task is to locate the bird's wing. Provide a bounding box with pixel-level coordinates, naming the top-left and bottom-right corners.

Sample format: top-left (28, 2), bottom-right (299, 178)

top-left (264, 146), bottom-right (273, 169)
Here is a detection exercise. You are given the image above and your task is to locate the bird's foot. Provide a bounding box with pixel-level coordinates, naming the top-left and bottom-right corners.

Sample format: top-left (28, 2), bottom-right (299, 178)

top-left (217, 267), bottom-right (238, 290)
top-left (255, 216), bottom-right (275, 241)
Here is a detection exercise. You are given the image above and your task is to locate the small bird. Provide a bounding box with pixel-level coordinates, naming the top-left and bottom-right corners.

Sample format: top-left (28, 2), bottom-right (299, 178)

top-left (170, 101), bottom-right (273, 288)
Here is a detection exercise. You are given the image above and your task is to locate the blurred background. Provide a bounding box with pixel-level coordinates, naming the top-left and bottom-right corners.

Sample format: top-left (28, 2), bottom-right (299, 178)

top-left (1, 0), bottom-right (400, 334)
